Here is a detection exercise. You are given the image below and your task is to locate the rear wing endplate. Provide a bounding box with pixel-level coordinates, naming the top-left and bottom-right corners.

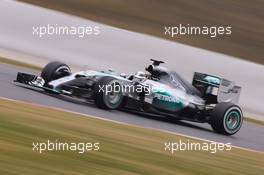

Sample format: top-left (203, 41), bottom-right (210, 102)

top-left (192, 72), bottom-right (241, 104)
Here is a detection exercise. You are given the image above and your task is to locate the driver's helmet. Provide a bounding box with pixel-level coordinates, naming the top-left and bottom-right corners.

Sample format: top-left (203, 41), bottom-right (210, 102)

top-left (135, 71), bottom-right (146, 78)
top-left (133, 71), bottom-right (146, 82)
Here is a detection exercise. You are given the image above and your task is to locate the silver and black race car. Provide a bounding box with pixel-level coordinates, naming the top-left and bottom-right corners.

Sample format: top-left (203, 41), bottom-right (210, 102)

top-left (14, 59), bottom-right (243, 135)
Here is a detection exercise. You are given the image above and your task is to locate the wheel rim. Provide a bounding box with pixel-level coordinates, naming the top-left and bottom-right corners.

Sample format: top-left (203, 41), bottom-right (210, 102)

top-left (225, 110), bottom-right (241, 131)
top-left (104, 81), bottom-right (122, 108)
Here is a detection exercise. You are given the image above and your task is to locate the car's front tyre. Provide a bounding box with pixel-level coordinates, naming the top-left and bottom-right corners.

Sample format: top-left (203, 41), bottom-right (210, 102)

top-left (41, 61), bottom-right (71, 86)
top-left (93, 77), bottom-right (124, 110)
top-left (210, 102), bottom-right (243, 135)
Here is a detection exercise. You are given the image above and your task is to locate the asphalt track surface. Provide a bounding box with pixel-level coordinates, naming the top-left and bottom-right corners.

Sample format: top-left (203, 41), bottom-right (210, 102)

top-left (0, 1), bottom-right (264, 119)
top-left (1, 63), bottom-right (263, 152)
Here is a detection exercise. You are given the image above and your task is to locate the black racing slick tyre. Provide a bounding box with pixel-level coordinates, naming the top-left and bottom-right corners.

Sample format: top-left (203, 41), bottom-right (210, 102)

top-left (93, 77), bottom-right (123, 110)
top-left (41, 61), bottom-right (71, 86)
top-left (210, 102), bottom-right (243, 135)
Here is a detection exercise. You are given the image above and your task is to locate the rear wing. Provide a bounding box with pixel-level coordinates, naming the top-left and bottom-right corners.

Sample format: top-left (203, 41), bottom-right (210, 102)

top-left (192, 72), bottom-right (241, 104)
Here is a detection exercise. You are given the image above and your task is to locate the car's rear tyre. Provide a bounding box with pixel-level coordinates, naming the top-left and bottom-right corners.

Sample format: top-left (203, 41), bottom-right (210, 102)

top-left (41, 61), bottom-right (71, 86)
top-left (93, 77), bottom-right (123, 110)
top-left (210, 102), bottom-right (243, 135)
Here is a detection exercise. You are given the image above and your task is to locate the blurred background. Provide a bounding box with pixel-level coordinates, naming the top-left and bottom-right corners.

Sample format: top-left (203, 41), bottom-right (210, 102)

top-left (20, 0), bottom-right (264, 65)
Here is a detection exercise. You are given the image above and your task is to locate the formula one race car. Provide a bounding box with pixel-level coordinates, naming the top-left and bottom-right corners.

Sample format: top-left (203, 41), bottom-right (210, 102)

top-left (14, 59), bottom-right (243, 135)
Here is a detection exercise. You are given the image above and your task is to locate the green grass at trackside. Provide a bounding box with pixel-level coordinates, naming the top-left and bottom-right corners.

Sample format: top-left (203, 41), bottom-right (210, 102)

top-left (0, 56), bottom-right (42, 71)
top-left (245, 117), bottom-right (264, 126)
top-left (19, 0), bottom-right (264, 65)
top-left (0, 98), bottom-right (263, 175)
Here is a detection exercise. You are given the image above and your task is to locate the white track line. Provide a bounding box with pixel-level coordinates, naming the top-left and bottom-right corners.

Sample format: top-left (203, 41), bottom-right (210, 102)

top-left (1, 96), bottom-right (263, 154)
